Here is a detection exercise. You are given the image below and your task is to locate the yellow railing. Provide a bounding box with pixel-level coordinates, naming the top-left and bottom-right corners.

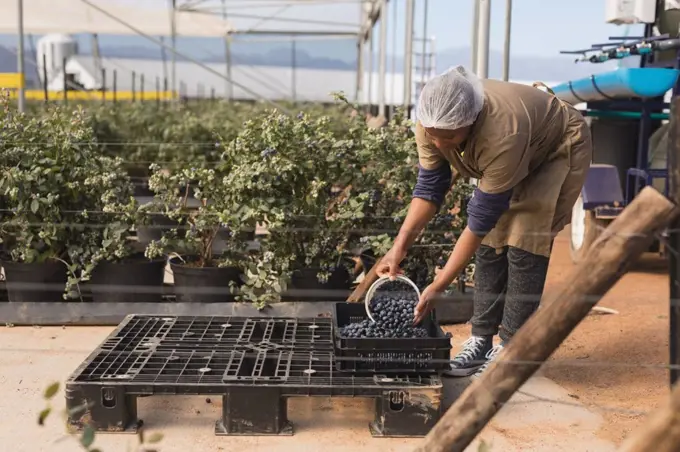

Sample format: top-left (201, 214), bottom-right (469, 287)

top-left (0, 73), bottom-right (178, 101)
top-left (4, 89), bottom-right (177, 102)
top-left (0, 73), bottom-right (24, 89)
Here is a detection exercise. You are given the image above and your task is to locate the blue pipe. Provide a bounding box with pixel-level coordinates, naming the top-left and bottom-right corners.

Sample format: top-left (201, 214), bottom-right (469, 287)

top-left (550, 68), bottom-right (679, 104)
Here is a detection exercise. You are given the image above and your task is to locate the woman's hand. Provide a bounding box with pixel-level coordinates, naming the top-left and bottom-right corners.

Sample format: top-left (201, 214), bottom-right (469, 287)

top-left (376, 246), bottom-right (407, 280)
top-left (414, 283), bottom-right (444, 325)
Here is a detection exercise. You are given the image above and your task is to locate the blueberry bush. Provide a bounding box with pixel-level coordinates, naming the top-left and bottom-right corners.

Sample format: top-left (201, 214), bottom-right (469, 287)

top-left (2, 94), bottom-right (473, 307)
top-left (0, 93), bottom-right (137, 298)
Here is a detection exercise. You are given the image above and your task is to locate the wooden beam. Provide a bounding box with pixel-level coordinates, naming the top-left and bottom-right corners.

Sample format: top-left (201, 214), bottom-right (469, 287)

top-left (347, 259), bottom-right (381, 303)
top-left (413, 186), bottom-right (677, 452)
top-left (618, 381), bottom-right (680, 452)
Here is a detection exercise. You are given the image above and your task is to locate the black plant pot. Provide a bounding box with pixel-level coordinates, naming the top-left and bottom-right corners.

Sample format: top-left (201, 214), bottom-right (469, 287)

top-left (124, 163), bottom-right (151, 179)
top-left (282, 266), bottom-right (352, 302)
top-left (136, 215), bottom-right (181, 245)
top-left (169, 256), bottom-right (242, 303)
top-left (131, 176), bottom-right (154, 197)
top-left (89, 255), bottom-right (167, 303)
top-left (1, 260), bottom-right (68, 303)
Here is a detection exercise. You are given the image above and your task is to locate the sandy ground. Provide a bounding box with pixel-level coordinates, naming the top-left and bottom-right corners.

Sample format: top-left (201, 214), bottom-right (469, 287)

top-left (0, 230), bottom-right (671, 451)
top-left (445, 230), bottom-right (671, 447)
top-left (545, 233), bottom-right (671, 445)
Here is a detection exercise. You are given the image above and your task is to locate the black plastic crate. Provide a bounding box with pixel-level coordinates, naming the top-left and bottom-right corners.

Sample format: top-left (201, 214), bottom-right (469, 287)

top-left (333, 302), bottom-right (452, 374)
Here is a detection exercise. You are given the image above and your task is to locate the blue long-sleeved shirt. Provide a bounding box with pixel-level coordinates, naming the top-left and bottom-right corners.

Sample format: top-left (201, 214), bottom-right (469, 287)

top-left (412, 164), bottom-right (512, 237)
top-left (412, 164), bottom-right (452, 206)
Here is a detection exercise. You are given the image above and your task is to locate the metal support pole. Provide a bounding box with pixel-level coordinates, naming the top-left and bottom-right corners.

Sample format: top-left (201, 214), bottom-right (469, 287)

top-left (476, 0), bottom-right (491, 78)
top-left (356, 37), bottom-right (364, 103)
top-left (367, 28), bottom-right (373, 112)
top-left (669, 97), bottom-right (680, 386)
top-left (160, 36), bottom-right (168, 84)
top-left (377, 0), bottom-right (388, 117)
top-left (169, 0), bottom-right (177, 96)
top-left (62, 58), bottom-right (67, 104)
top-left (113, 69), bottom-right (117, 103)
top-left (502, 0), bottom-right (513, 81)
top-left (221, 0), bottom-right (233, 100)
top-left (291, 37), bottom-right (297, 103)
top-left (390, 0), bottom-right (398, 110)
top-left (42, 53), bottom-right (48, 104)
top-left (91, 33), bottom-right (102, 78)
top-left (17, 0), bottom-right (26, 113)
top-left (101, 68), bottom-right (106, 103)
top-left (404, 0), bottom-right (415, 110)
top-left (421, 0), bottom-right (429, 85)
top-left (225, 35), bottom-right (234, 100)
top-left (471, 0), bottom-right (480, 73)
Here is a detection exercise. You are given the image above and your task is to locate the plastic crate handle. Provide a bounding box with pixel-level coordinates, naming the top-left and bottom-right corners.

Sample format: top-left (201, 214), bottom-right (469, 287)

top-left (364, 275), bottom-right (421, 323)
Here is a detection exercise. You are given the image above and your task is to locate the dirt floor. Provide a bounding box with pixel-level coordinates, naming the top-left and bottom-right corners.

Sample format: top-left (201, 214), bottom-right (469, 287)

top-left (0, 229), bottom-right (672, 451)
top-left (445, 229), bottom-right (671, 447)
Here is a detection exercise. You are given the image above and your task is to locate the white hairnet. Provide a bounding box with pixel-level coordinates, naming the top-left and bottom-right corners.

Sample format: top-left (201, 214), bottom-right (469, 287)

top-left (416, 66), bottom-right (485, 130)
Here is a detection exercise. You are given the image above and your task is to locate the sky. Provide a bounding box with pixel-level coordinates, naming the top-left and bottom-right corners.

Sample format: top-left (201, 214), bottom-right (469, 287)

top-left (0, 0), bottom-right (647, 61)
top-left (419, 0), bottom-right (644, 57)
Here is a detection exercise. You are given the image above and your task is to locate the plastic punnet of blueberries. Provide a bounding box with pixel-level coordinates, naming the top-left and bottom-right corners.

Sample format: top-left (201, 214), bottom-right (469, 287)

top-left (341, 281), bottom-right (430, 339)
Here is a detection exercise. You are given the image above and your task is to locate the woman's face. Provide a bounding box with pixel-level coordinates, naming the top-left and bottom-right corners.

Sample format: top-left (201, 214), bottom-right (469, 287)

top-left (425, 126), bottom-right (471, 149)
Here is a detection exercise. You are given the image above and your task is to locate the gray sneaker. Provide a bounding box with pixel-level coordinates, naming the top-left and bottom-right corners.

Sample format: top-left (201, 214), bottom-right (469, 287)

top-left (444, 336), bottom-right (493, 377)
top-left (470, 344), bottom-right (505, 379)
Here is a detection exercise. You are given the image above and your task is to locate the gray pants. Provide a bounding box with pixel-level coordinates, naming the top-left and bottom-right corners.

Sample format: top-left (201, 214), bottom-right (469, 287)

top-left (471, 245), bottom-right (551, 343)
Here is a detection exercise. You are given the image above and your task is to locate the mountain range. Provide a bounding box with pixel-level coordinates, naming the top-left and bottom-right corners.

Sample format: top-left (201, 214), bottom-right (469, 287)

top-left (0, 41), bottom-right (633, 89)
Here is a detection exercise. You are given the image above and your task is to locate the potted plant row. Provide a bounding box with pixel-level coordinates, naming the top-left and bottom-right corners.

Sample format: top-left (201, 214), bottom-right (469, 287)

top-left (0, 99), bottom-right (166, 303)
top-left (0, 94), bottom-right (474, 308)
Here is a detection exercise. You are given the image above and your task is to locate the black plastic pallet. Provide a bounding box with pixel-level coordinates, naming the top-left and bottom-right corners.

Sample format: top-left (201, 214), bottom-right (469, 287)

top-left (66, 314), bottom-right (442, 438)
top-left (334, 303), bottom-right (452, 374)
top-left (95, 314), bottom-right (334, 353)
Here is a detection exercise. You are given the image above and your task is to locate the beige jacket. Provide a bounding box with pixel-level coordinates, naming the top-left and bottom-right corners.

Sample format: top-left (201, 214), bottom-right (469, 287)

top-left (416, 79), bottom-right (593, 257)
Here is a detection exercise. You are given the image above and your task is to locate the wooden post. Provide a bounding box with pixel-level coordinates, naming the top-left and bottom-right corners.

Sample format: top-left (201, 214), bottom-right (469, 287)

top-left (347, 260), bottom-right (382, 303)
top-left (413, 186), bottom-right (677, 452)
top-left (668, 96), bottom-right (680, 385)
top-left (618, 381), bottom-right (680, 452)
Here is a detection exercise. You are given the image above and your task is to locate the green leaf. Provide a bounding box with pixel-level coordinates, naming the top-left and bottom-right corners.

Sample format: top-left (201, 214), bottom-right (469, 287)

top-left (80, 425), bottom-right (96, 448)
top-left (68, 402), bottom-right (88, 417)
top-left (30, 199), bottom-right (39, 213)
top-left (37, 407), bottom-right (51, 426)
top-left (147, 432), bottom-right (164, 444)
top-left (43, 382), bottom-right (59, 399)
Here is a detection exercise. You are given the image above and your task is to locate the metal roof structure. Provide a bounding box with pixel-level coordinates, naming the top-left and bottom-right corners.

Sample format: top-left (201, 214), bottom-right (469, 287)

top-left (7, 0), bottom-right (407, 114)
top-left (178, 0), bottom-right (368, 36)
top-left (0, 0), bottom-right (233, 37)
